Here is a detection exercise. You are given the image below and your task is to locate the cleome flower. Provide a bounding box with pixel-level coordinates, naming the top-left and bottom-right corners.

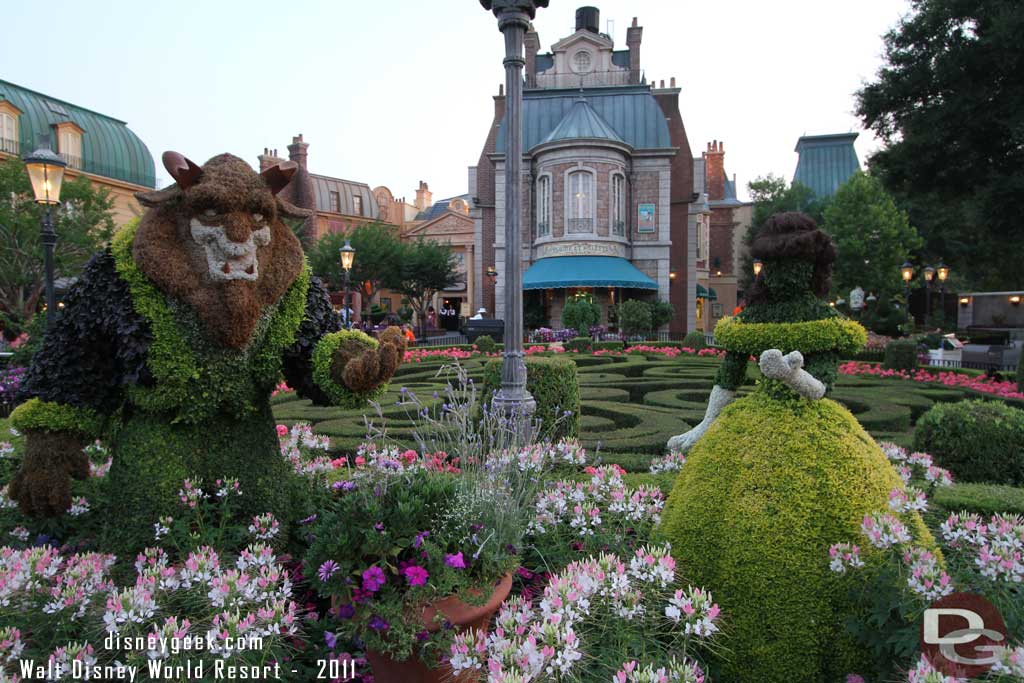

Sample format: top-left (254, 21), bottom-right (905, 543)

top-left (861, 512), bottom-right (911, 549)
top-left (828, 542), bottom-right (865, 574)
top-left (902, 547), bottom-right (954, 601)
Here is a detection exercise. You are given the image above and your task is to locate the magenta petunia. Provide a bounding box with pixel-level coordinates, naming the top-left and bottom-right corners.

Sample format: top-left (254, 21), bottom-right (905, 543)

top-left (362, 565), bottom-right (387, 592)
top-left (402, 565), bottom-right (429, 586)
top-left (444, 552), bottom-right (466, 569)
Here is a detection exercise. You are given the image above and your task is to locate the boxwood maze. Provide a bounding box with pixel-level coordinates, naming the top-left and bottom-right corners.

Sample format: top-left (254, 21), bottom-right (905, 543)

top-left (271, 354), bottom-right (1019, 472)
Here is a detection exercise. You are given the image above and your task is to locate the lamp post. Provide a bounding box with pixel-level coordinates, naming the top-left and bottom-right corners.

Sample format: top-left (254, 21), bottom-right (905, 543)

top-left (486, 265), bottom-right (498, 286)
top-left (936, 261), bottom-right (949, 326)
top-left (481, 0), bottom-right (547, 421)
top-left (23, 136), bottom-right (67, 327)
top-left (752, 259), bottom-right (763, 277)
top-left (923, 265), bottom-right (935, 321)
top-left (339, 240), bottom-right (355, 330)
top-left (900, 261), bottom-right (914, 330)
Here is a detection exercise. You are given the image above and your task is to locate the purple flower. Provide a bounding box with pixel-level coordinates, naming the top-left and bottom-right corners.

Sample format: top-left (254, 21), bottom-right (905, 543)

top-left (368, 615), bottom-right (389, 632)
top-left (413, 531), bottom-right (430, 549)
top-left (444, 552), bottom-right (466, 569)
top-left (318, 560), bottom-right (339, 582)
top-left (324, 631), bottom-right (337, 650)
top-left (362, 566), bottom-right (386, 592)
top-left (335, 603), bottom-right (355, 619)
top-left (402, 565), bottom-right (429, 586)
top-left (416, 630), bottom-right (430, 642)
top-left (374, 521), bottom-right (385, 532)
top-left (299, 513), bottom-right (318, 525)
top-left (332, 480), bottom-right (356, 492)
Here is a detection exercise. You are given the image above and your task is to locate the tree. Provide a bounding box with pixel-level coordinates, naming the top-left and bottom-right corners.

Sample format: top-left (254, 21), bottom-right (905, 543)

top-left (650, 300), bottom-right (675, 330)
top-left (856, 0), bottom-right (1024, 290)
top-left (308, 221), bottom-right (403, 304)
top-left (617, 300), bottom-right (652, 338)
top-left (0, 158), bottom-right (115, 322)
top-left (561, 295), bottom-right (601, 334)
top-left (388, 239), bottom-right (459, 340)
top-left (738, 175), bottom-right (824, 291)
top-left (821, 172), bottom-right (923, 303)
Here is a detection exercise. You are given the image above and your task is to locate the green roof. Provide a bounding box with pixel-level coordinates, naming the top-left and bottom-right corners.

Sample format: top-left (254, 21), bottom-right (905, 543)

top-left (540, 96), bottom-right (625, 147)
top-left (496, 86), bottom-right (673, 154)
top-left (792, 133), bottom-right (860, 199)
top-left (522, 256), bottom-right (657, 290)
top-left (0, 79), bottom-right (155, 188)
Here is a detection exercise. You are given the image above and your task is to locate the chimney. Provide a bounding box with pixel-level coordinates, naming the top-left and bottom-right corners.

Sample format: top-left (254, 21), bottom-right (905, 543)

top-left (257, 146), bottom-right (286, 172)
top-left (703, 140), bottom-right (726, 201)
top-left (575, 7), bottom-right (599, 34)
top-left (525, 28), bottom-right (540, 89)
top-left (626, 16), bottom-right (643, 84)
top-left (415, 181), bottom-right (432, 211)
top-left (287, 133), bottom-right (309, 171)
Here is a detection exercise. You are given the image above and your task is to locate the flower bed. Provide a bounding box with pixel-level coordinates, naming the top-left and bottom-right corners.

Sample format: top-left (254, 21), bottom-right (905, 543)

top-left (839, 361), bottom-right (1024, 400)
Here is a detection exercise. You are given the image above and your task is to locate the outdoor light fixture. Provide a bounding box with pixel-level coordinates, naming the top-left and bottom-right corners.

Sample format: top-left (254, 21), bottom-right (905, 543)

top-left (900, 262), bottom-right (914, 282)
top-left (752, 260), bottom-right (763, 277)
top-left (486, 265), bottom-right (498, 284)
top-left (900, 262), bottom-right (914, 328)
top-left (669, 269), bottom-right (677, 280)
top-left (339, 241), bottom-right (355, 329)
top-left (959, 297), bottom-right (970, 306)
top-left (924, 266), bottom-right (935, 282)
top-left (937, 262), bottom-right (949, 282)
top-left (1011, 295), bottom-right (1022, 305)
top-left (866, 292), bottom-right (878, 304)
top-left (23, 135), bottom-right (68, 326)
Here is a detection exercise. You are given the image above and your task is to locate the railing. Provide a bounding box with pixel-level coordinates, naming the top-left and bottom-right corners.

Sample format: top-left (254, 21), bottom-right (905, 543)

top-left (414, 332), bottom-right (468, 348)
top-left (536, 221), bottom-right (550, 237)
top-left (0, 138), bottom-right (18, 155)
top-left (567, 218), bottom-right (593, 234)
top-left (923, 357), bottom-right (1019, 372)
top-left (532, 69), bottom-right (635, 90)
top-left (59, 152), bottom-right (83, 170)
top-left (612, 220), bottom-right (625, 236)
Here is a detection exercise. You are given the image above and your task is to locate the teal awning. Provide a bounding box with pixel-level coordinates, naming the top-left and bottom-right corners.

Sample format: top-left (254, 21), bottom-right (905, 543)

top-left (696, 285), bottom-right (718, 300)
top-left (522, 256), bottom-right (658, 290)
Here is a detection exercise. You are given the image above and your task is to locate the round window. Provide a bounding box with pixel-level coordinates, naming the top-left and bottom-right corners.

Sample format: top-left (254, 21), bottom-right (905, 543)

top-left (572, 51), bottom-right (593, 73)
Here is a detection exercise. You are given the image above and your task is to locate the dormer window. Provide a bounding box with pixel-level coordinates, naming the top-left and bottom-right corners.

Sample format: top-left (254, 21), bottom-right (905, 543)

top-left (353, 195), bottom-right (363, 216)
top-left (55, 122), bottom-right (84, 170)
top-left (329, 191), bottom-right (341, 213)
top-left (0, 101), bottom-right (22, 155)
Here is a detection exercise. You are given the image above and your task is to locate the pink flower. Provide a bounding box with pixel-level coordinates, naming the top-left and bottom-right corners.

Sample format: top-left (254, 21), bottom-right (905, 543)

top-left (362, 566), bottom-right (386, 592)
top-left (276, 424), bottom-right (289, 437)
top-left (445, 552), bottom-right (467, 569)
top-left (355, 456), bottom-right (366, 467)
top-left (402, 565), bottom-right (429, 586)
top-left (401, 450), bottom-right (418, 465)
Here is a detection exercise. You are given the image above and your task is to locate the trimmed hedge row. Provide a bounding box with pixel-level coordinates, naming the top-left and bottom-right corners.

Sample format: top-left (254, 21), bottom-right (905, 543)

top-left (883, 339), bottom-right (918, 371)
top-left (482, 356), bottom-right (580, 440)
top-left (914, 399), bottom-right (1024, 486)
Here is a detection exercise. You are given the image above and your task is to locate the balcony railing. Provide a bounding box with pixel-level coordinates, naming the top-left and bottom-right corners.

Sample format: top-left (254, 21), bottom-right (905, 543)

top-left (567, 218), bottom-right (594, 234)
top-left (0, 138), bottom-right (18, 155)
top-left (536, 221), bottom-right (550, 237)
top-left (531, 69), bottom-right (640, 90)
top-left (612, 220), bottom-right (625, 236)
top-left (59, 152), bottom-right (83, 170)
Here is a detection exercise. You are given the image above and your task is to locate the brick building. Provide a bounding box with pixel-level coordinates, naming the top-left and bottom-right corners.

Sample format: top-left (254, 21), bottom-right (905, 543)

top-left (470, 8), bottom-right (698, 334)
top-left (0, 79), bottom-right (155, 226)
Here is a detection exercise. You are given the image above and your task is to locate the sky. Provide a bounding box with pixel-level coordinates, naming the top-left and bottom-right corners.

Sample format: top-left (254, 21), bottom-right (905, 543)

top-left (1, 0), bottom-right (911, 203)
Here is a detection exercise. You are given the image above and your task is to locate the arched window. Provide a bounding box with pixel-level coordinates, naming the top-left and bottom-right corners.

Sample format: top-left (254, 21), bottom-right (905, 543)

top-left (611, 174), bottom-right (625, 236)
top-left (567, 170), bottom-right (593, 233)
top-left (536, 175), bottom-right (550, 237)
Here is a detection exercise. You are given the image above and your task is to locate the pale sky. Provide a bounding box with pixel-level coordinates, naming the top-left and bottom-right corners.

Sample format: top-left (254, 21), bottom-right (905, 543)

top-left (1, 0), bottom-right (911, 203)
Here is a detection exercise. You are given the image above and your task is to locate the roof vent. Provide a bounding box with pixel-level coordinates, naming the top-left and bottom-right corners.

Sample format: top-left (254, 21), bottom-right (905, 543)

top-left (575, 6), bottom-right (599, 34)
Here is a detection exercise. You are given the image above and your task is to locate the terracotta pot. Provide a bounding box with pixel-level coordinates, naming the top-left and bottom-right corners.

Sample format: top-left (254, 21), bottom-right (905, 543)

top-left (365, 572), bottom-right (513, 683)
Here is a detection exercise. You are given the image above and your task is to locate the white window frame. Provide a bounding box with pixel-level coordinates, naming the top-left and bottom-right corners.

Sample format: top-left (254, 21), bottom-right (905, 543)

top-left (329, 191), bottom-right (341, 213)
top-left (59, 129), bottom-right (83, 169)
top-left (610, 171), bottom-right (626, 236)
top-left (536, 173), bottom-right (551, 237)
top-left (564, 167), bottom-right (595, 234)
top-left (353, 194), bottom-right (363, 216)
top-left (0, 113), bottom-right (16, 153)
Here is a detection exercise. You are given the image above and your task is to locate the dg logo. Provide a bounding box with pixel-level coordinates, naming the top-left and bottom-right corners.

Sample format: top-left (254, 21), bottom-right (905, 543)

top-left (921, 592), bottom-right (1008, 678)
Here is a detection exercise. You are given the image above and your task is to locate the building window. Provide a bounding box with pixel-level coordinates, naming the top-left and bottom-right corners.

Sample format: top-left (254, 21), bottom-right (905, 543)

top-left (611, 174), bottom-right (625, 236)
top-left (696, 216), bottom-right (710, 262)
top-left (329, 191), bottom-right (341, 213)
top-left (536, 175), bottom-right (550, 237)
top-left (58, 128), bottom-right (83, 169)
top-left (567, 170), bottom-right (593, 233)
top-left (353, 195), bottom-right (363, 216)
top-left (0, 113), bottom-right (16, 154)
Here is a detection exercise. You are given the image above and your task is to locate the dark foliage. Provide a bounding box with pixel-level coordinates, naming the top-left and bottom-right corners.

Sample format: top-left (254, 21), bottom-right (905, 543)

top-left (883, 340), bottom-right (919, 372)
top-left (914, 399), bottom-right (1024, 486)
top-left (282, 276), bottom-right (342, 404)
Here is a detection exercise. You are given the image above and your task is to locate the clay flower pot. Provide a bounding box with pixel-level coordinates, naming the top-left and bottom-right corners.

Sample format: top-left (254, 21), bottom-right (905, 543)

top-left (365, 572), bottom-right (513, 683)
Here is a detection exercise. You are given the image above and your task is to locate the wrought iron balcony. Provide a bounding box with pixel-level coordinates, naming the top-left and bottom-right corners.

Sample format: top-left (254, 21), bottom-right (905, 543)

top-left (612, 220), bottom-right (625, 236)
top-left (0, 138), bottom-right (19, 155)
top-left (567, 218), bottom-right (594, 234)
top-left (536, 221), bottom-right (550, 237)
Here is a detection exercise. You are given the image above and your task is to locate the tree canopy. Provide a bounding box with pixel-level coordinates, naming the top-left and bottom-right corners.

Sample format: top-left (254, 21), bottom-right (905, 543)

top-left (0, 158), bottom-right (115, 322)
top-left (821, 172), bottom-right (923, 303)
top-left (308, 221), bottom-right (403, 301)
top-left (389, 239), bottom-right (460, 338)
top-left (856, 0), bottom-right (1024, 290)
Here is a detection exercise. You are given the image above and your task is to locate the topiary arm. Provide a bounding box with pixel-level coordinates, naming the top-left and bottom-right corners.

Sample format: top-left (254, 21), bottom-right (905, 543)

top-left (311, 327), bottom-right (407, 409)
top-left (281, 275), bottom-right (342, 404)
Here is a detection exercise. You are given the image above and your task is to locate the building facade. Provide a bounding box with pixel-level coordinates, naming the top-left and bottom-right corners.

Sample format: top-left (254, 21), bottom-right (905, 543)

top-left (0, 79), bottom-right (155, 225)
top-left (471, 8), bottom-right (698, 334)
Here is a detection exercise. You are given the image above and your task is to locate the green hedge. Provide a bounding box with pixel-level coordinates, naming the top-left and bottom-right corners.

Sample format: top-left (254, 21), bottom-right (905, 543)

top-left (474, 335), bottom-right (497, 354)
top-left (883, 340), bottom-right (918, 371)
top-left (714, 316), bottom-right (867, 356)
top-left (10, 398), bottom-right (104, 437)
top-left (564, 337), bottom-right (593, 353)
top-left (482, 356), bottom-right (580, 440)
top-left (658, 391), bottom-right (934, 681)
top-left (913, 399), bottom-right (1024, 486)
top-left (592, 341), bottom-right (625, 352)
top-left (931, 482), bottom-right (1024, 516)
top-left (312, 330), bottom-right (388, 409)
top-left (1017, 345), bottom-right (1023, 393)
top-left (681, 331), bottom-right (707, 350)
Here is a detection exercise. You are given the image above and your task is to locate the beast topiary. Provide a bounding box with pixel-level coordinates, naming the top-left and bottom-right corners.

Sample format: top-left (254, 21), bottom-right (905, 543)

top-left (7, 152), bottom-right (406, 554)
top-left (661, 212), bottom-right (935, 681)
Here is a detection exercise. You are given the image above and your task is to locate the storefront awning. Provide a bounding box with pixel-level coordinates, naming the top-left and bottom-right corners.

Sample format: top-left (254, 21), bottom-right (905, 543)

top-left (522, 256), bottom-right (658, 290)
top-left (696, 285), bottom-right (718, 300)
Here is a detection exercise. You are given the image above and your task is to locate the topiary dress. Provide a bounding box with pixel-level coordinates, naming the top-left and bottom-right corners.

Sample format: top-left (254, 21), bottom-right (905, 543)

top-left (659, 213), bottom-right (936, 682)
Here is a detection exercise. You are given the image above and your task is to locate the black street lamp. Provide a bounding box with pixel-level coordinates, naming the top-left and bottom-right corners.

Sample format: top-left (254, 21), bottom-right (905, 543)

top-left (339, 240), bottom-right (355, 330)
top-left (923, 265), bottom-right (935, 320)
top-left (900, 261), bottom-right (914, 330)
top-left (752, 259), bottom-right (764, 278)
top-left (936, 261), bottom-right (950, 325)
top-left (22, 135), bottom-right (67, 327)
top-left (486, 265), bottom-right (498, 286)
top-left (481, 0), bottom-right (548, 421)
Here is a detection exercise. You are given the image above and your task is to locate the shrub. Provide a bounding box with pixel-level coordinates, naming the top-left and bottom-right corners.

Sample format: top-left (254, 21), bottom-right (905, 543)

top-left (650, 300), bottom-right (675, 330)
top-left (931, 482), bottom-right (1024, 516)
top-left (913, 399), bottom-right (1024, 486)
top-left (564, 337), bottom-right (593, 353)
top-left (592, 340), bottom-right (625, 352)
top-left (617, 300), bottom-right (652, 337)
top-left (561, 297), bottom-right (601, 333)
top-left (483, 357), bottom-right (580, 439)
top-left (681, 331), bottom-right (707, 350)
top-left (884, 339), bottom-right (919, 371)
top-left (474, 334), bottom-right (497, 354)
top-left (1017, 345), bottom-right (1023, 393)
top-left (658, 391), bottom-right (933, 681)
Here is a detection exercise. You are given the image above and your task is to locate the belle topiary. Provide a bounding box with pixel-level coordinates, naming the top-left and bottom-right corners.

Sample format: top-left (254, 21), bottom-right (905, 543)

top-left (660, 212), bottom-right (933, 681)
top-left (7, 152), bottom-right (405, 554)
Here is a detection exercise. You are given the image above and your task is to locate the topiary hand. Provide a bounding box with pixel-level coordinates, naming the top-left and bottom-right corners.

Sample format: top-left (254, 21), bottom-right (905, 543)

top-left (329, 326), bottom-right (408, 394)
top-left (758, 349), bottom-right (826, 400)
top-left (8, 430), bottom-right (90, 517)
